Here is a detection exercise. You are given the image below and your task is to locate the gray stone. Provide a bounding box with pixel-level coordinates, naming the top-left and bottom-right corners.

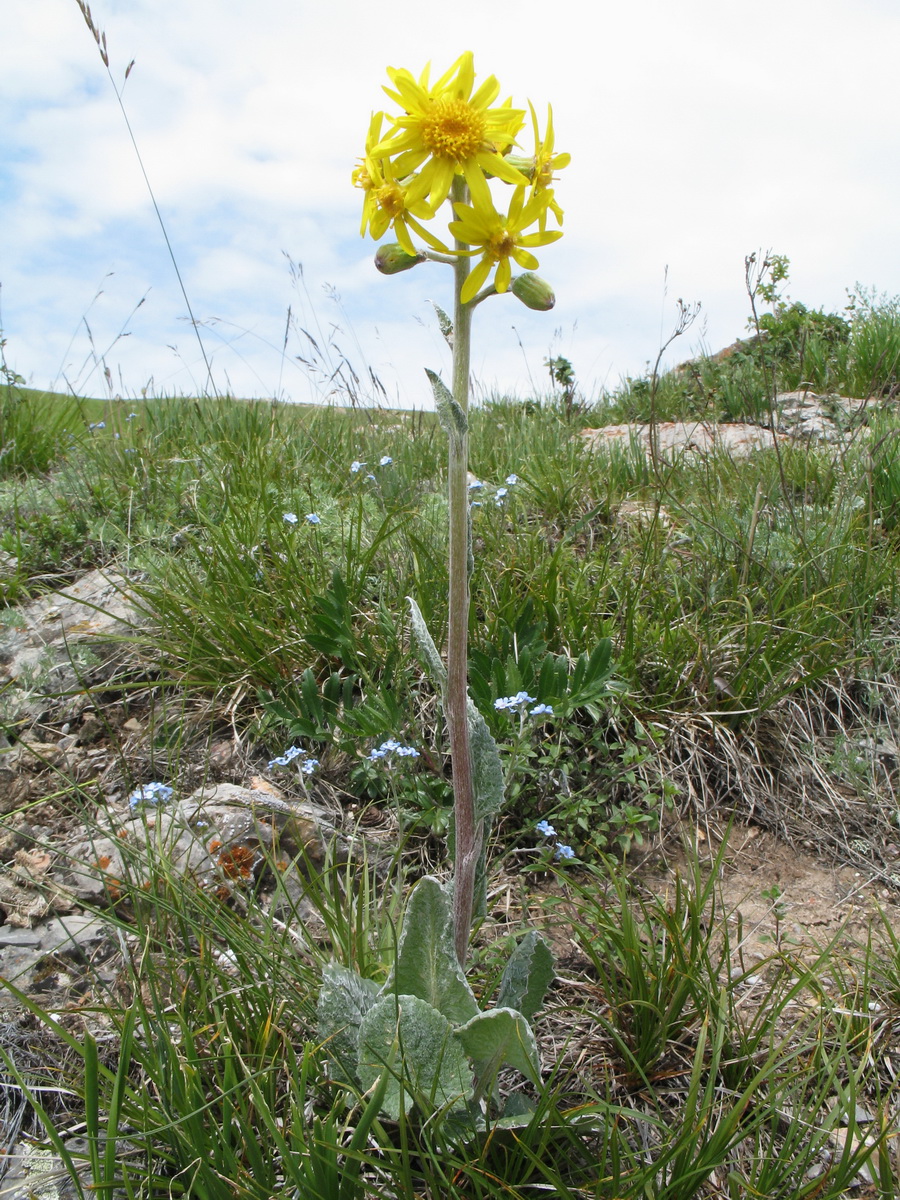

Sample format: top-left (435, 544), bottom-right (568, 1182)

top-left (1, 1140), bottom-right (87, 1200)
top-left (0, 568), bottom-right (142, 725)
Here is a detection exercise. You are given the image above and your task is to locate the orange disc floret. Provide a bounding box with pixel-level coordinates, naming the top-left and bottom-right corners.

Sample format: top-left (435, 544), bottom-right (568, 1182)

top-left (215, 885), bottom-right (232, 903)
top-left (208, 840), bottom-right (222, 854)
top-left (94, 855), bottom-right (112, 870)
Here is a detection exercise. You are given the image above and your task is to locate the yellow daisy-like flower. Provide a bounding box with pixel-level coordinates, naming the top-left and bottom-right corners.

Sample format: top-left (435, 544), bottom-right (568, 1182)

top-left (529, 103), bottom-right (570, 228)
top-left (449, 172), bottom-right (563, 304)
top-left (353, 112), bottom-right (450, 255)
top-left (507, 103), bottom-right (571, 229)
top-left (373, 52), bottom-right (529, 210)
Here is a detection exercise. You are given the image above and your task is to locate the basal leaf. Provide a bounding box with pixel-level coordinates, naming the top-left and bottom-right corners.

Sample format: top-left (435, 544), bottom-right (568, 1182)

top-left (357, 993), bottom-right (473, 1120)
top-left (456, 1007), bottom-right (541, 1090)
top-left (495, 930), bottom-right (555, 1020)
top-left (317, 961), bottom-right (381, 1084)
top-left (382, 877), bottom-right (478, 1025)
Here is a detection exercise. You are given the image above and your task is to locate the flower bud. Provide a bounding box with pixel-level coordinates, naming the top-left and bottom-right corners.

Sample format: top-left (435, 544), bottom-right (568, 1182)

top-left (511, 272), bottom-right (556, 311)
top-left (375, 243), bottom-right (425, 275)
top-left (503, 154), bottom-right (535, 179)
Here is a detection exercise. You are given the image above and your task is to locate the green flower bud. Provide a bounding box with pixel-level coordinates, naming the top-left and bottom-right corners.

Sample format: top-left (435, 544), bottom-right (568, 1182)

top-left (511, 273), bottom-right (556, 311)
top-left (375, 243), bottom-right (425, 275)
top-left (503, 154), bottom-right (535, 179)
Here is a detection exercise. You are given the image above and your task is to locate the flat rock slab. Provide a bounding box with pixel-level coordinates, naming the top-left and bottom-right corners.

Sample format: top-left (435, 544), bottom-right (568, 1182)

top-left (580, 392), bottom-right (871, 462)
top-left (63, 782), bottom-right (336, 904)
top-left (580, 420), bottom-right (791, 459)
top-left (0, 568), bottom-right (141, 726)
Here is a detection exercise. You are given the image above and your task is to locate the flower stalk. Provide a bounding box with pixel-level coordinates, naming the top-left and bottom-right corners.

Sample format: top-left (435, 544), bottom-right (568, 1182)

top-left (446, 174), bottom-right (479, 963)
top-left (354, 52), bottom-right (568, 963)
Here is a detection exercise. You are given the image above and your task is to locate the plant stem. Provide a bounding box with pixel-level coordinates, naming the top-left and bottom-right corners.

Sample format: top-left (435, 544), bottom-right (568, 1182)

top-left (447, 176), bottom-right (479, 965)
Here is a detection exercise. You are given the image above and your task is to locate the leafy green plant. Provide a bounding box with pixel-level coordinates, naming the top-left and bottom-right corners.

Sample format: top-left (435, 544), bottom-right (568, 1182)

top-left (318, 875), bottom-right (553, 1127)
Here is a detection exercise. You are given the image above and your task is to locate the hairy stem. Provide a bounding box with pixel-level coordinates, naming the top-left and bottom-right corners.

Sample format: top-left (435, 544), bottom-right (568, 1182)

top-left (447, 176), bottom-right (479, 965)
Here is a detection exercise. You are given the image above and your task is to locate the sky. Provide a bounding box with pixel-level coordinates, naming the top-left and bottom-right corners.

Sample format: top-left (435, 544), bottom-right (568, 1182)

top-left (2, 0), bottom-right (899, 409)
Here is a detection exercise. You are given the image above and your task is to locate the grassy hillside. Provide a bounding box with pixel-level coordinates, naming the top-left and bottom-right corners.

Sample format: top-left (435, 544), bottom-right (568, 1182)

top-left (2, 288), bottom-right (900, 1196)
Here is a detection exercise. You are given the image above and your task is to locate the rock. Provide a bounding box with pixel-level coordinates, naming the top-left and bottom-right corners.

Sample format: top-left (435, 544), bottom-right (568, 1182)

top-left (1, 1140), bottom-right (87, 1200)
top-left (774, 389), bottom-right (868, 442)
top-left (62, 783), bottom-right (338, 903)
top-left (0, 568), bottom-right (141, 726)
top-left (580, 420), bottom-right (791, 461)
top-left (0, 914), bottom-right (115, 1007)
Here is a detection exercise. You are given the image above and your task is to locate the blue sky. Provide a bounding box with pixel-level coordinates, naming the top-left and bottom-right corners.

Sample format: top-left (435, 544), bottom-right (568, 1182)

top-left (3, 0), bottom-right (900, 407)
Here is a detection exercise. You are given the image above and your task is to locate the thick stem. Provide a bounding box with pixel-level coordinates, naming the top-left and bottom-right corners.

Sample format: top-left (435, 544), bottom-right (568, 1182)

top-left (447, 175), bottom-right (479, 966)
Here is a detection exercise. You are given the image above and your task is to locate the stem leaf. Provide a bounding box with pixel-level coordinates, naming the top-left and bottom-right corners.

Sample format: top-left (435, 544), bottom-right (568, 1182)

top-left (426, 368), bottom-right (468, 440)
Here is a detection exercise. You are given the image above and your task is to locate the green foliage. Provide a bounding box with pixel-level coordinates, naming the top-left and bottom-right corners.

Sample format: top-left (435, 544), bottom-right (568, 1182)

top-left (495, 928), bottom-right (555, 1020)
top-left (317, 876), bottom-right (553, 1126)
top-left (357, 993), bottom-right (473, 1120)
top-left (384, 876), bottom-right (479, 1024)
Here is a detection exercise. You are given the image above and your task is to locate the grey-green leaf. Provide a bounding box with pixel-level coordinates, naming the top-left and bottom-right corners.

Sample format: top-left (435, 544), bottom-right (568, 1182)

top-left (382, 877), bottom-right (479, 1025)
top-left (467, 698), bottom-right (505, 820)
top-left (357, 993), bottom-right (473, 1120)
top-left (430, 300), bottom-right (454, 348)
top-left (407, 597), bottom-right (447, 695)
top-left (317, 962), bottom-right (381, 1083)
top-left (456, 1007), bottom-right (541, 1089)
top-left (426, 369), bottom-right (468, 439)
top-left (495, 930), bottom-right (555, 1020)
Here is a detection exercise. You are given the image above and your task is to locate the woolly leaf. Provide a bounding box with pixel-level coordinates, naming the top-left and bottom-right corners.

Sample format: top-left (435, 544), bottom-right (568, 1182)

top-left (495, 930), bottom-right (555, 1020)
top-left (407, 597), bottom-right (447, 695)
top-left (317, 962), bottom-right (380, 1083)
top-left (382, 877), bottom-right (479, 1026)
top-left (468, 698), bottom-right (505, 820)
top-left (426, 368), bottom-right (467, 439)
top-left (456, 1007), bottom-right (541, 1091)
top-left (430, 300), bottom-right (454, 348)
top-left (357, 993), bottom-right (473, 1119)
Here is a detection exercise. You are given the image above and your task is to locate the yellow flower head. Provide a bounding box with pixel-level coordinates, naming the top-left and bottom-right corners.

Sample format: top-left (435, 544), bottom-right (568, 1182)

top-left (353, 112), bottom-right (450, 255)
top-left (529, 103), bottom-right (570, 228)
top-left (373, 52), bottom-right (529, 209)
top-left (448, 172), bottom-right (563, 304)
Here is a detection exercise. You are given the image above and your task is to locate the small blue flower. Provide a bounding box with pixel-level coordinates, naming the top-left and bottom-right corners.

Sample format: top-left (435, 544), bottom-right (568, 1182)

top-left (366, 473), bottom-right (377, 483)
top-left (283, 512), bottom-right (299, 525)
top-left (470, 501), bottom-right (482, 509)
top-left (302, 758), bottom-right (319, 775)
top-left (350, 460), bottom-right (366, 473)
top-left (379, 455), bottom-right (393, 467)
top-left (494, 691), bottom-right (536, 711)
top-left (555, 844), bottom-right (576, 861)
top-left (124, 448), bottom-right (136, 454)
top-left (505, 473), bottom-right (519, 485)
top-left (495, 487), bottom-right (508, 502)
top-left (368, 738), bottom-right (419, 762)
top-left (125, 412), bottom-right (138, 421)
top-left (128, 782), bottom-right (173, 809)
top-left (305, 513), bottom-right (321, 525)
top-left (530, 703), bottom-right (554, 716)
top-left (88, 421), bottom-right (106, 431)
top-left (536, 820), bottom-right (556, 837)
top-left (268, 744), bottom-right (308, 769)
top-left (468, 480), bottom-right (484, 491)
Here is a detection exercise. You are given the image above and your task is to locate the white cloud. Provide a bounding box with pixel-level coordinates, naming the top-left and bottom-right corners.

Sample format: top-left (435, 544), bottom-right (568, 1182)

top-left (3, 0), bottom-right (900, 403)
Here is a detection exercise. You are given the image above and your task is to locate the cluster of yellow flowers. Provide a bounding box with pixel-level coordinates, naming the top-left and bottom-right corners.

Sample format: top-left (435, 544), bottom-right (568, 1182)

top-left (353, 53), bottom-right (569, 305)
